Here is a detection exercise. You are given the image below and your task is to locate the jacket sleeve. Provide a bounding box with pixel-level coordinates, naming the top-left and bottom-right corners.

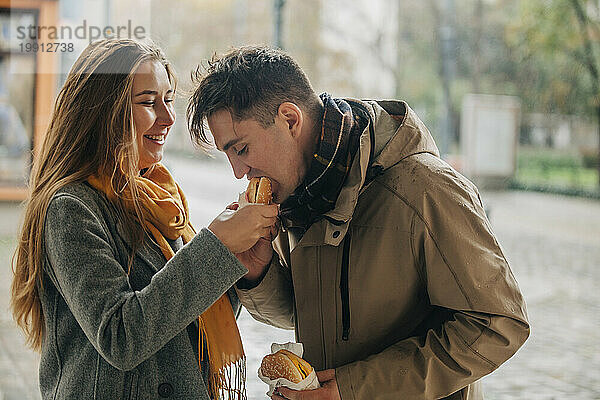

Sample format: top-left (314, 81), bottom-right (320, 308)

top-left (335, 167), bottom-right (530, 400)
top-left (44, 193), bottom-right (248, 371)
top-left (234, 251), bottom-right (295, 330)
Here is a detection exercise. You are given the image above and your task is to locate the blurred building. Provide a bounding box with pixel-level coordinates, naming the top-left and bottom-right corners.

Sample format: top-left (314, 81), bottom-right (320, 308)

top-left (3, 0), bottom-right (594, 200)
top-left (0, 0), bottom-right (58, 200)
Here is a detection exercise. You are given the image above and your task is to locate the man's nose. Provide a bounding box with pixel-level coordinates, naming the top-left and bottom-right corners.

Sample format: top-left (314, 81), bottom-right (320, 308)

top-left (227, 154), bottom-right (250, 179)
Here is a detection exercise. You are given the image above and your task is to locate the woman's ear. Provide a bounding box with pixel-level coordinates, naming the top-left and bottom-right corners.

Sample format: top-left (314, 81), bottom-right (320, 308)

top-left (277, 102), bottom-right (303, 138)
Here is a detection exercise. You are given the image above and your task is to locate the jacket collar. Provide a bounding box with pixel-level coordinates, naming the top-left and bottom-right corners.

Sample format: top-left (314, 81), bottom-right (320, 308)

top-left (369, 100), bottom-right (440, 170)
top-left (290, 99), bottom-right (439, 249)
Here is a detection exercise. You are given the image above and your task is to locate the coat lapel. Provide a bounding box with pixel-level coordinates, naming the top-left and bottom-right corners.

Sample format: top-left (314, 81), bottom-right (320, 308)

top-left (115, 220), bottom-right (166, 273)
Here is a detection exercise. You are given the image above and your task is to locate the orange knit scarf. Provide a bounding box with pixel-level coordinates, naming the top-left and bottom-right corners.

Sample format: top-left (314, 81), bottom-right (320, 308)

top-left (88, 163), bottom-right (246, 399)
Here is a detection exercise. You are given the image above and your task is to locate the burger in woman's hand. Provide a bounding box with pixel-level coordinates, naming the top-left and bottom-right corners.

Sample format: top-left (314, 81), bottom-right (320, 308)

top-left (246, 177), bottom-right (272, 204)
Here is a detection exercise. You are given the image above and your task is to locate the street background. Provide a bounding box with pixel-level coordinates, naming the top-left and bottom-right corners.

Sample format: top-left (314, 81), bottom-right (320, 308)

top-left (1, 0), bottom-right (600, 398)
top-left (0, 153), bottom-right (598, 400)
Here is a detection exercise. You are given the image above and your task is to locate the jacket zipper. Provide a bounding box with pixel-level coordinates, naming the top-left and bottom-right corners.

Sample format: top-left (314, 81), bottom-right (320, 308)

top-left (340, 230), bottom-right (352, 341)
top-left (317, 247), bottom-right (327, 365)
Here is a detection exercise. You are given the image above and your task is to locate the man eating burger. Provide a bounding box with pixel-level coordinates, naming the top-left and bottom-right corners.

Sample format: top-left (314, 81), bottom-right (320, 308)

top-left (187, 46), bottom-right (530, 400)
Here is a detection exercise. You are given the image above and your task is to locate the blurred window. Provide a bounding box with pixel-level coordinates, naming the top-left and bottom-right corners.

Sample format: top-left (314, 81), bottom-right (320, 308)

top-left (0, 8), bottom-right (36, 186)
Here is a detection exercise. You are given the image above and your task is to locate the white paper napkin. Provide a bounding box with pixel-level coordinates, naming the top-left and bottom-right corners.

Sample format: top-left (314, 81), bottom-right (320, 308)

top-left (238, 191), bottom-right (249, 206)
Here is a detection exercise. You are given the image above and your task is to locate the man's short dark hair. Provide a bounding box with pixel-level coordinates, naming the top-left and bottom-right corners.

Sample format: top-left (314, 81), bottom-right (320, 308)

top-left (187, 45), bottom-right (322, 148)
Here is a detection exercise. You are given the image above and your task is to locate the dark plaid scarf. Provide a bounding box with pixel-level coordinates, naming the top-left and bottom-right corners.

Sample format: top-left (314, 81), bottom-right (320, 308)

top-left (280, 93), bottom-right (368, 232)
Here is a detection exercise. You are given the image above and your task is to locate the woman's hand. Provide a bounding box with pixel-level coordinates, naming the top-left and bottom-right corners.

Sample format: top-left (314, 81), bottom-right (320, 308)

top-left (208, 203), bottom-right (279, 254)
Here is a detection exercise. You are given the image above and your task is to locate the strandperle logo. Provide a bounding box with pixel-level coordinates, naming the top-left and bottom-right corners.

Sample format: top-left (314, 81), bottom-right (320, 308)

top-left (16, 19), bottom-right (147, 43)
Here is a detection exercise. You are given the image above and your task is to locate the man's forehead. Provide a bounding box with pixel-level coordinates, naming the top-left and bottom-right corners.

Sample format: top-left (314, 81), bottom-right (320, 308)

top-left (208, 109), bottom-right (241, 151)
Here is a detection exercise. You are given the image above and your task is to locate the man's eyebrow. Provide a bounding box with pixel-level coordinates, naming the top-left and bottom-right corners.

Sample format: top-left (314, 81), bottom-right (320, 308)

top-left (220, 137), bottom-right (242, 152)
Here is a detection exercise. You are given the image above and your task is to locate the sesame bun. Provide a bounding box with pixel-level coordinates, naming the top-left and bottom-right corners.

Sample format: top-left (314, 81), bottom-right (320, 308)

top-left (260, 349), bottom-right (314, 383)
top-left (246, 177), bottom-right (272, 204)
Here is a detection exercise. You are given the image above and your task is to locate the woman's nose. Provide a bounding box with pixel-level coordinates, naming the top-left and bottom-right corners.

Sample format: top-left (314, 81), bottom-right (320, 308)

top-left (157, 101), bottom-right (175, 126)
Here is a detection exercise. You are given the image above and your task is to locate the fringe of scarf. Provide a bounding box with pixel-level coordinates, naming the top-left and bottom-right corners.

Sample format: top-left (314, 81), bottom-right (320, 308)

top-left (199, 315), bottom-right (247, 400)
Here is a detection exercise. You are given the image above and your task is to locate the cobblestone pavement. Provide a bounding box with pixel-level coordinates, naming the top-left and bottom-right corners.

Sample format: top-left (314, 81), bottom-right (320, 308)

top-left (0, 228), bottom-right (41, 400)
top-left (0, 155), bottom-right (598, 399)
top-left (478, 191), bottom-right (600, 400)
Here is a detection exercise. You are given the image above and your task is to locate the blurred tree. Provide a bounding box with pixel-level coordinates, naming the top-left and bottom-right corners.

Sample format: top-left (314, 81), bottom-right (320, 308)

top-left (506, 0), bottom-right (592, 115)
top-left (283, 0), bottom-right (322, 89)
top-left (274, 0), bottom-right (286, 48)
top-left (506, 0), bottom-right (600, 184)
top-left (570, 0), bottom-right (600, 184)
top-left (147, 0), bottom-right (325, 153)
top-left (471, 0), bottom-right (483, 93)
top-left (141, 0), bottom-right (600, 185)
top-left (427, 0), bottom-right (458, 155)
top-left (325, 1), bottom-right (442, 139)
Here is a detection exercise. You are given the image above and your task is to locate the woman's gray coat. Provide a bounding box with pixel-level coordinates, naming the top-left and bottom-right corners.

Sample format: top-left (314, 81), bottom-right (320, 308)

top-left (39, 182), bottom-right (247, 399)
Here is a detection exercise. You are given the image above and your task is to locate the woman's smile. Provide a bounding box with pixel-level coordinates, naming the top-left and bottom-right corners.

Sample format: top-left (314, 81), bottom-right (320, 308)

top-left (143, 132), bottom-right (167, 145)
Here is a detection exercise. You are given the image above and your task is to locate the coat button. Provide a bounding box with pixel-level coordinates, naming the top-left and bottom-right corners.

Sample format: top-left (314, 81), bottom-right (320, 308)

top-left (333, 230), bottom-right (341, 238)
top-left (158, 383), bottom-right (174, 398)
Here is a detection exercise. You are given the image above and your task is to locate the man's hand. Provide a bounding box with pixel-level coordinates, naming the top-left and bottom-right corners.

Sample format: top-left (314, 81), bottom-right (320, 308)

top-left (271, 369), bottom-right (341, 400)
top-left (236, 236), bottom-right (274, 282)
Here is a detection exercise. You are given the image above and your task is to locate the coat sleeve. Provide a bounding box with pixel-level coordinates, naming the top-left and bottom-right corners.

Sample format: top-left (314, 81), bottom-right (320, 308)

top-left (335, 165), bottom-right (530, 400)
top-left (44, 193), bottom-right (248, 371)
top-left (234, 251), bottom-right (295, 330)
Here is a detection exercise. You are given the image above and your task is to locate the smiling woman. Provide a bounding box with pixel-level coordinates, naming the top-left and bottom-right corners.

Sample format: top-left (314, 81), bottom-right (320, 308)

top-left (132, 60), bottom-right (176, 169)
top-left (10, 38), bottom-right (279, 400)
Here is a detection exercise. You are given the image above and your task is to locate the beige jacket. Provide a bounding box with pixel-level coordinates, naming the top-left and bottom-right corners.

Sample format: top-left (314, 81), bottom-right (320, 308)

top-left (236, 99), bottom-right (530, 399)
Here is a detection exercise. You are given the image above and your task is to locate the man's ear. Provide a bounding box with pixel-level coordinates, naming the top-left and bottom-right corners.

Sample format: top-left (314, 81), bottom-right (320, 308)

top-left (277, 102), bottom-right (303, 138)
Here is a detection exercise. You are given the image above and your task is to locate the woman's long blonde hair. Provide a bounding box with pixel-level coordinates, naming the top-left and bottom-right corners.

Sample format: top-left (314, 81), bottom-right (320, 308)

top-left (11, 38), bottom-right (176, 351)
